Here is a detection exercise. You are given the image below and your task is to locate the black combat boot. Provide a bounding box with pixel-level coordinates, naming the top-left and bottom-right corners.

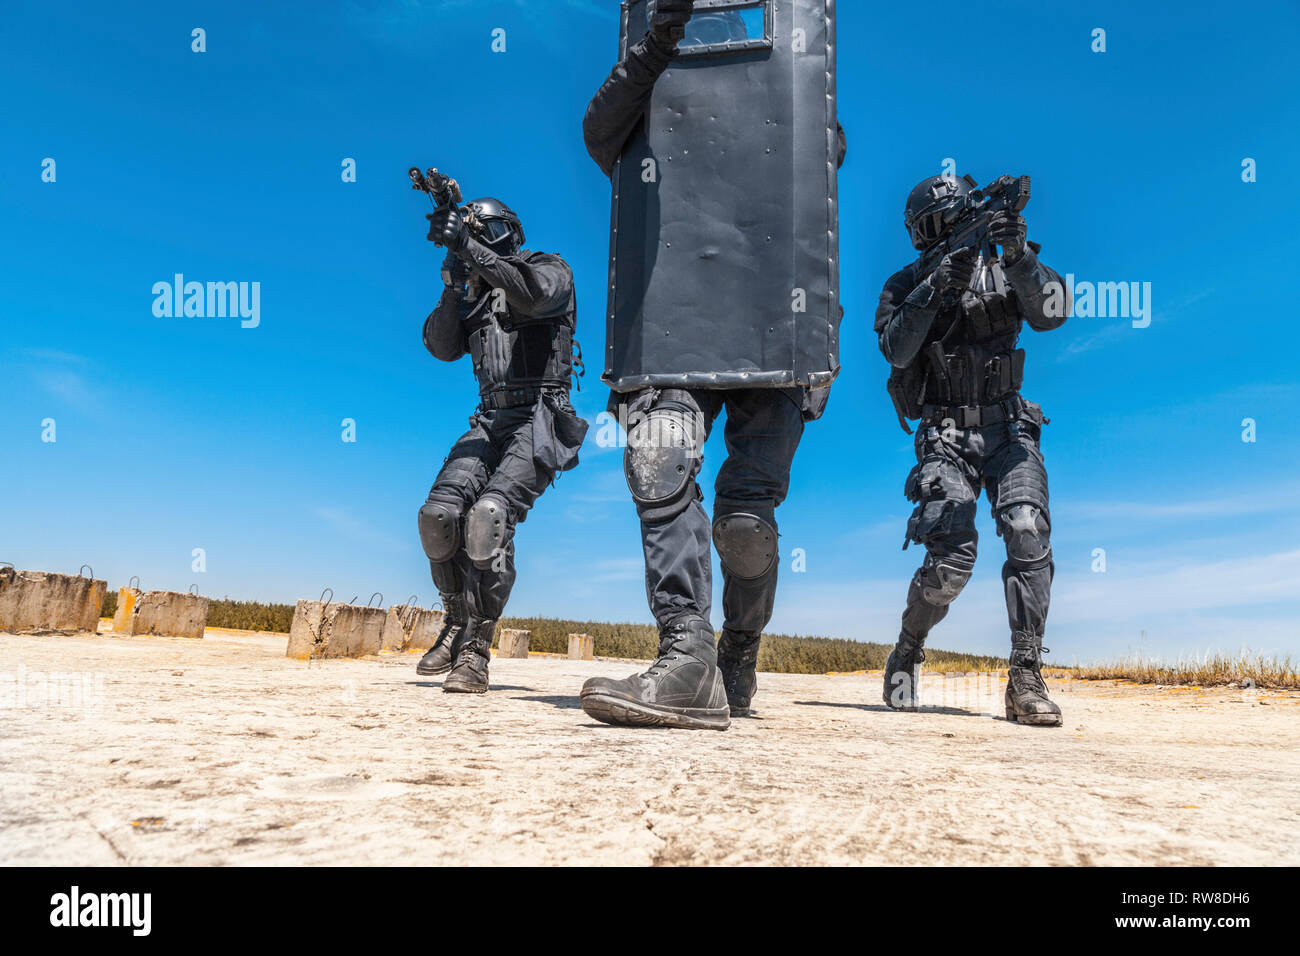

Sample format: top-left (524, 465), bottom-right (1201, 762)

top-left (882, 630), bottom-right (926, 711)
top-left (716, 629), bottom-right (761, 717)
top-left (443, 617), bottom-right (494, 694)
top-left (580, 617), bottom-right (730, 730)
top-left (416, 593), bottom-right (468, 676)
top-left (1005, 633), bottom-right (1063, 726)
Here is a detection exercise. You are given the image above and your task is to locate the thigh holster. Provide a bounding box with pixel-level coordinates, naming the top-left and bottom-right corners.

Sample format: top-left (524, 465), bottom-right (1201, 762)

top-left (903, 458), bottom-right (976, 550)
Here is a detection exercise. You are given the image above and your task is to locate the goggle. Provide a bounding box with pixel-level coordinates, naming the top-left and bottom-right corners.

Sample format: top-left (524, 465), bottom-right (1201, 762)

top-left (473, 217), bottom-right (518, 249)
top-left (906, 186), bottom-right (966, 246)
top-left (908, 204), bottom-right (954, 245)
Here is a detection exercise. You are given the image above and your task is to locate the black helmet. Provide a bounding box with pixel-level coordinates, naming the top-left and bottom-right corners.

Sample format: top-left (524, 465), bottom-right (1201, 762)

top-left (680, 10), bottom-right (750, 47)
top-left (903, 174), bottom-right (973, 251)
top-left (464, 197), bottom-right (524, 253)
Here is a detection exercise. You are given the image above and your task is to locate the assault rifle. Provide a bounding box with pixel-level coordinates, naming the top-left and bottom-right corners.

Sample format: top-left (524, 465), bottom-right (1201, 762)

top-left (410, 164), bottom-right (486, 262)
top-left (411, 165), bottom-right (477, 283)
top-left (916, 174), bottom-right (1033, 300)
top-left (409, 166), bottom-right (463, 213)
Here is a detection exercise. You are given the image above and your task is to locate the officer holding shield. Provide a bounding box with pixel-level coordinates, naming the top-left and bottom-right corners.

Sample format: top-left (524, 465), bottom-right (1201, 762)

top-left (578, 0), bottom-right (845, 729)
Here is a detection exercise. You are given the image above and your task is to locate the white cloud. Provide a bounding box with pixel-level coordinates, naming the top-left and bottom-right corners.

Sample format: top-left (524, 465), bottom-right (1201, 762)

top-left (1069, 487), bottom-right (1300, 522)
top-left (1054, 549), bottom-right (1300, 622)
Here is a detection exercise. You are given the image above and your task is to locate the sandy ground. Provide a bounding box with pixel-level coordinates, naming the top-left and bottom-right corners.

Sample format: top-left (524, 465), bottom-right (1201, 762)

top-left (2, 627), bottom-right (1298, 866)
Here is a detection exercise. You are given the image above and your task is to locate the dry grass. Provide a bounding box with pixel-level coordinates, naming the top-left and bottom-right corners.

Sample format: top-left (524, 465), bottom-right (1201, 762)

top-left (1072, 652), bottom-right (1299, 691)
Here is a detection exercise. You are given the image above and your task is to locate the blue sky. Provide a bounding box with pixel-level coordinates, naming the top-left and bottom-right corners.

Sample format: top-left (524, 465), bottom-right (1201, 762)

top-left (3, 0), bottom-right (1297, 664)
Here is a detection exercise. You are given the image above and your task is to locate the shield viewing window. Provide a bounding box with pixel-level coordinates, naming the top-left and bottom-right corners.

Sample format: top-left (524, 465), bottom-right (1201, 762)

top-left (674, 1), bottom-right (774, 56)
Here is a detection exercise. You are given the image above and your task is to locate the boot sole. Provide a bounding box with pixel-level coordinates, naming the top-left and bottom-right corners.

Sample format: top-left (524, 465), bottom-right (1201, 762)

top-left (729, 705), bottom-right (751, 718)
top-left (443, 680), bottom-right (488, 694)
top-left (1005, 706), bottom-right (1063, 726)
top-left (580, 693), bottom-right (730, 731)
top-left (416, 662), bottom-right (452, 676)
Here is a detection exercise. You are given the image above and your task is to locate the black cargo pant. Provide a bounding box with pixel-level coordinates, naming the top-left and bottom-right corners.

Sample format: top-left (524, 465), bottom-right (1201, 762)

top-left (899, 397), bottom-right (1054, 647)
top-left (617, 386), bottom-right (805, 634)
top-left (418, 389), bottom-right (586, 621)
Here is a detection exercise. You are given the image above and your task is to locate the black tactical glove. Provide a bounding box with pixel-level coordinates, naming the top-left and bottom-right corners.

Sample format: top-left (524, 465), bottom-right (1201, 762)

top-left (426, 207), bottom-right (467, 251)
top-left (441, 251), bottom-right (472, 287)
top-left (990, 210), bottom-right (1028, 265)
top-left (929, 246), bottom-right (977, 292)
top-left (649, 0), bottom-right (694, 52)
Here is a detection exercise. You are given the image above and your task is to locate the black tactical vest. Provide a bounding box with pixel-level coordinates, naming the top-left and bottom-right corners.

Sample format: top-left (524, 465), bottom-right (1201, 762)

top-left (918, 286), bottom-right (1026, 407)
top-left (463, 271), bottom-right (576, 401)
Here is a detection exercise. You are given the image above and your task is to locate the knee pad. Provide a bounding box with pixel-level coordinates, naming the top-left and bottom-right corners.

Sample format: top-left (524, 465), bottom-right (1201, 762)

top-left (624, 408), bottom-right (699, 522)
top-left (919, 556), bottom-right (973, 607)
top-left (418, 500), bottom-right (462, 563)
top-left (999, 503), bottom-right (1052, 569)
top-left (712, 513), bottom-right (778, 581)
top-left (465, 493), bottom-right (512, 566)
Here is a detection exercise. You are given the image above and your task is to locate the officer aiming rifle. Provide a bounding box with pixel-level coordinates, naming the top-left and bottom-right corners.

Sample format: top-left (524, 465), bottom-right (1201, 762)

top-left (409, 163), bottom-right (589, 695)
top-left (874, 170), bottom-right (1070, 726)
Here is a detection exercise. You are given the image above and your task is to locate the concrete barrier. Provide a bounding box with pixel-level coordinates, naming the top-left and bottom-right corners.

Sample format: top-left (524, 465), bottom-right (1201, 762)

top-left (498, 628), bottom-right (530, 659)
top-left (113, 589), bottom-right (208, 639)
top-left (285, 600), bottom-right (386, 660)
top-left (111, 587), bottom-right (140, 633)
top-left (0, 569), bottom-right (106, 634)
top-left (567, 633), bottom-right (594, 661)
top-left (380, 605), bottom-right (446, 653)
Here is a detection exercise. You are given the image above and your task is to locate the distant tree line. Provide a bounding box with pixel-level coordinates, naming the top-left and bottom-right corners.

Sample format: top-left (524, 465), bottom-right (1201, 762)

top-left (206, 599), bottom-right (296, 633)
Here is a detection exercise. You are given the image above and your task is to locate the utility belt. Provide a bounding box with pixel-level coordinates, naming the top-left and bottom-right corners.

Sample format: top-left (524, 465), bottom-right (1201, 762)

top-left (921, 393), bottom-right (1026, 429)
top-left (478, 385), bottom-right (558, 410)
